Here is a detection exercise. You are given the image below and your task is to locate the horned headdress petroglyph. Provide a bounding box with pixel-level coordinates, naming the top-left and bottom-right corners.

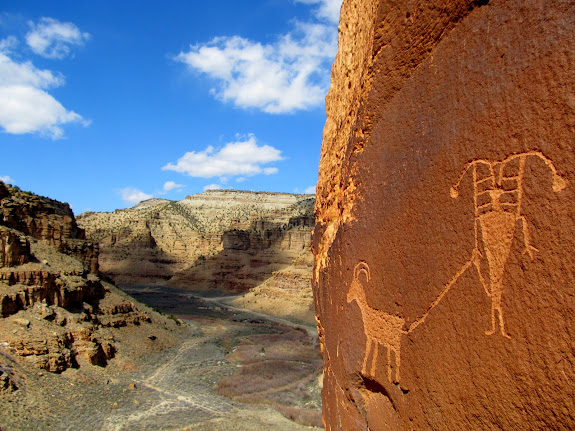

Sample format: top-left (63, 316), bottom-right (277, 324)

top-left (348, 151), bottom-right (566, 383)
top-left (450, 151), bottom-right (566, 337)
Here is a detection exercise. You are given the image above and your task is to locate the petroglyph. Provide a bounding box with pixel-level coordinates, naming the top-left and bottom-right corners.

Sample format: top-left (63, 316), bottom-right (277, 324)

top-left (347, 262), bottom-right (406, 383)
top-left (450, 151), bottom-right (567, 337)
top-left (347, 152), bottom-right (566, 383)
top-left (347, 259), bottom-right (479, 384)
top-left (411, 152), bottom-right (566, 337)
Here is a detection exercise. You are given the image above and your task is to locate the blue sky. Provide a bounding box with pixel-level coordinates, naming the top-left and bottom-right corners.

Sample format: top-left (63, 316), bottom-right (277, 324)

top-left (0, 0), bottom-right (341, 213)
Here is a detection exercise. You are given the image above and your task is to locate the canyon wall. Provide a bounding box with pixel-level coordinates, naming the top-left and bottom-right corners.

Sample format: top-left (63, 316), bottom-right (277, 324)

top-left (314, 1), bottom-right (575, 429)
top-left (78, 190), bottom-right (314, 294)
top-left (0, 182), bottom-right (183, 378)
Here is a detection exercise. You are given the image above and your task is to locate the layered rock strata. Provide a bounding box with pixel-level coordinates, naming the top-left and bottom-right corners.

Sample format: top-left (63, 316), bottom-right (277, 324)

top-left (314, 1), bottom-right (575, 429)
top-left (78, 190), bottom-right (315, 294)
top-left (0, 182), bottom-right (99, 274)
top-left (0, 182), bottom-right (182, 375)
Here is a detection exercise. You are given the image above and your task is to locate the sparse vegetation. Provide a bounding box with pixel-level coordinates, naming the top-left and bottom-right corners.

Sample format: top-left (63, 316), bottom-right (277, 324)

top-left (167, 314), bottom-right (181, 326)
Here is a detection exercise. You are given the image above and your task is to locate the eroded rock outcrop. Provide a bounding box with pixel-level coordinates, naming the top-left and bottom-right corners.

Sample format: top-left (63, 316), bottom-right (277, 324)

top-left (172, 213), bottom-right (313, 293)
top-left (314, 1), bottom-right (575, 429)
top-left (0, 182), bottom-right (99, 274)
top-left (78, 190), bottom-right (315, 293)
top-left (0, 227), bottom-right (31, 268)
top-left (0, 182), bottom-right (183, 376)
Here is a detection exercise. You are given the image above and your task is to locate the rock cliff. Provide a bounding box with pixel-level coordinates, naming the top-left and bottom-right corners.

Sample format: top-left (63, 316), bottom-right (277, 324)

top-left (314, 1), bottom-right (575, 429)
top-left (0, 182), bottom-right (183, 380)
top-left (0, 182), bottom-right (99, 274)
top-left (78, 190), bottom-right (314, 294)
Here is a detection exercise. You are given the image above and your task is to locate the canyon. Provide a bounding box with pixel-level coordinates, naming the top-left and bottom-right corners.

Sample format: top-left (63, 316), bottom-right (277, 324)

top-left (314, 0), bottom-right (575, 429)
top-left (78, 190), bottom-right (316, 324)
top-left (0, 182), bottom-right (322, 430)
top-left (0, 181), bottom-right (184, 376)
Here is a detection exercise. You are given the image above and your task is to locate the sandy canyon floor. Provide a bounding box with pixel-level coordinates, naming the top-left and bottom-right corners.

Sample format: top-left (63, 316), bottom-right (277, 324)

top-left (0, 287), bottom-right (323, 431)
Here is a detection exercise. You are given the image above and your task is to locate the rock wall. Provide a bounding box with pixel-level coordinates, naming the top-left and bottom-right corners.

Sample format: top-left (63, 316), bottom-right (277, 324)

top-left (78, 190), bottom-right (315, 291)
top-left (170, 215), bottom-right (313, 293)
top-left (314, 1), bottom-right (575, 429)
top-left (0, 182), bottom-right (183, 375)
top-left (0, 182), bottom-right (98, 274)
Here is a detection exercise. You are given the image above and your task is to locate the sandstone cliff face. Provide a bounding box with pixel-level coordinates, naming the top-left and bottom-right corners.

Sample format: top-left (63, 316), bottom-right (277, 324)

top-left (230, 250), bottom-right (316, 325)
top-left (315, 1), bottom-right (575, 429)
top-left (0, 182), bottom-right (99, 274)
top-left (78, 190), bottom-right (315, 294)
top-left (0, 182), bottom-right (182, 378)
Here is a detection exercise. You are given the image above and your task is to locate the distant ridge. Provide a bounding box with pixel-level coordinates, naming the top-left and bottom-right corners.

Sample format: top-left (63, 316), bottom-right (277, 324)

top-left (77, 191), bottom-right (315, 298)
top-left (132, 198), bottom-right (172, 209)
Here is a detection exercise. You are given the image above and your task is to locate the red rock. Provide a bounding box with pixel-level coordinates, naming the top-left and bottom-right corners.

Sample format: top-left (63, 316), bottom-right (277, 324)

top-left (0, 182), bottom-right (182, 374)
top-left (314, 0), bottom-right (575, 429)
top-left (0, 182), bottom-right (98, 274)
top-left (0, 227), bottom-right (31, 268)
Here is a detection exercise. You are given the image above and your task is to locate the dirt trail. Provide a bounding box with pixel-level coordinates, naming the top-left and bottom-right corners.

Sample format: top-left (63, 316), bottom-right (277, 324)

top-left (99, 288), bottom-right (323, 431)
top-left (189, 293), bottom-right (318, 339)
top-left (99, 332), bottom-right (317, 431)
top-left (0, 286), bottom-right (323, 431)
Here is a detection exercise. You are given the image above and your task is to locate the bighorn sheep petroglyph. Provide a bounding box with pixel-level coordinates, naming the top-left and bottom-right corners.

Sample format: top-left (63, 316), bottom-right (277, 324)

top-left (347, 262), bottom-right (406, 383)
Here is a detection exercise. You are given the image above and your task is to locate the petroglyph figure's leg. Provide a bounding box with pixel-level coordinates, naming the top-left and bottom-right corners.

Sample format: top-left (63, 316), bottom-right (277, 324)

top-left (486, 302), bottom-right (496, 336)
top-left (498, 306), bottom-right (511, 339)
top-left (393, 348), bottom-right (400, 384)
top-left (485, 289), bottom-right (511, 338)
top-left (472, 249), bottom-right (491, 296)
top-left (371, 343), bottom-right (378, 378)
top-left (385, 345), bottom-right (392, 382)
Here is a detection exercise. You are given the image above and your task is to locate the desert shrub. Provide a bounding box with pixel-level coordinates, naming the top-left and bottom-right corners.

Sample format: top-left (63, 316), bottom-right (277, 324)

top-left (217, 360), bottom-right (313, 396)
top-left (275, 405), bottom-right (323, 428)
top-left (167, 314), bottom-right (181, 326)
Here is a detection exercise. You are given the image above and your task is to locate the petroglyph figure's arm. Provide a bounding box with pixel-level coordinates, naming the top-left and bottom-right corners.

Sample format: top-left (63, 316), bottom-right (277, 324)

top-left (450, 162), bottom-right (474, 198)
top-left (518, 216), bottom-right (538, 259)
top-left (408, 256), bottom-right (475, 333)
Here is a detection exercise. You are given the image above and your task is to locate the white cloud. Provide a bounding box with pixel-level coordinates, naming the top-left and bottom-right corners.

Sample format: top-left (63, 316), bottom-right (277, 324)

top-left (119, 187), bottom-right (154, 205)
top-left (163, 134), bottom-right (283, 178)
top-left (295, 0), bottom-right (342, 24)
top-left (0, 85), bottom-right (86, 138)
top-left (163, 181), bottom-right (185, 192)
top-left (0, 50), bottom-right (63, 89)
top-left (203, 184), bottom-right (222, 191)
top-left (174, 1), bottom-right (341, 113)
top-left (0, 32), bottom-right (89, 139)
top-left (0, 175), bottom-right (14, 184)
top-left (26, 17), bottom-right (90, 59)
top-left (0, 36), bottom-right (19, 53)
top-left (305, 184), bottom-right (316, 194)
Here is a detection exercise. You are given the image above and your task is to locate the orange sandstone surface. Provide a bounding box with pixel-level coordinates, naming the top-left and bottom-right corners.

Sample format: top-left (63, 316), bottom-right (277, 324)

top-left (314, 1), bottom-right (575, 429)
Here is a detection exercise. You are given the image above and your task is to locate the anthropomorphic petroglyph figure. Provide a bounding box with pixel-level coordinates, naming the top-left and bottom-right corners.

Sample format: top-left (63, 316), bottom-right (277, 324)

top-left (450, 151), bottom-right (567, 338)
top-left (347, 262), bottom-right (406, 383)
